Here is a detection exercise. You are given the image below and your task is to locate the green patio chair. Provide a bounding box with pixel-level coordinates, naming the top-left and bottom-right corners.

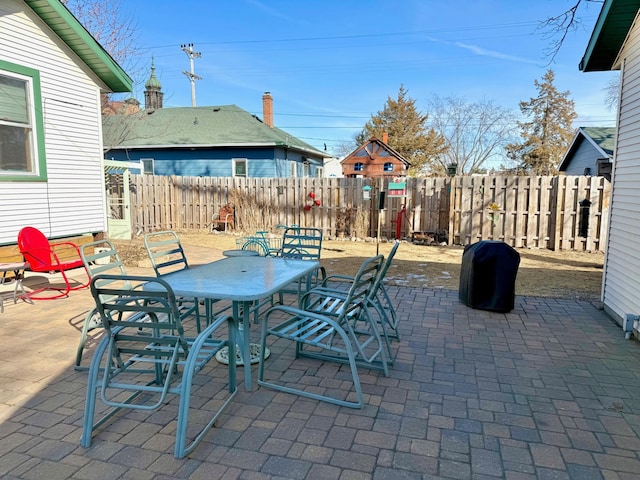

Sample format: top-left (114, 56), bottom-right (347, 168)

top-left (258, 254), bottom-right (387, 408)
top-left (80, 274), bottom-right (237, 458)
top-left (276, 227), bottom-right (326, 304)
top-left (75, 239), bottom-right (130, 370)
top-left (143, 230), bottom-right (209, 329)
top-left (321, 240), bottom-right (401, 359)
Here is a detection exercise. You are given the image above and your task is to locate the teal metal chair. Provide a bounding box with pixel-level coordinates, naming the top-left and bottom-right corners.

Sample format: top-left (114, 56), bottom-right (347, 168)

top-left (276, 227), bottom-right (326, 304)
top-left (81, 274), bottom-right (237, 458)
top-left (258, 254), bottom-right (387, 408)
top-left (322, 241), bottom-right (401, 358)
top-left (75, 240), bottom-right (130, 369)
top-left (143, 231), bottom-right (206, 329)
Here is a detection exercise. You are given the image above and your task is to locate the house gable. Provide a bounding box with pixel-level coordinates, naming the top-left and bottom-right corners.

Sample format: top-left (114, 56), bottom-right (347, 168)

top-left (559, 127), bottom-right (615, 176)
top-left (341, 138), bottom-right (410, 178)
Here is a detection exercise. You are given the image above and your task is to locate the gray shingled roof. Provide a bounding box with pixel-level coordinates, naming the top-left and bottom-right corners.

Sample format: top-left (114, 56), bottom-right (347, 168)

top-left (102, 105), bottom-right (325, 156)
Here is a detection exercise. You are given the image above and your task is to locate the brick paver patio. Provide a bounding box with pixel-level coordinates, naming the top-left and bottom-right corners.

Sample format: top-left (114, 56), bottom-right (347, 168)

top-left (1, 245), bottom-right (640, 479)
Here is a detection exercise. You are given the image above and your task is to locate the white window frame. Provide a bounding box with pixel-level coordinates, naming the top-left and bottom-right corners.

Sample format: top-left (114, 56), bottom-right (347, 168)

top-left (316, 166), bottom-right (324, 178)
top-left (0, 61), bottom-right (46, 181)
top-left (383, 162), bottom-right (394, 172)
top-left (141, 158), bottom-right (155, 175)
top-left (233, 158), bottom-right (248, 177)
top-left (291, 162), bottom-right (297, 178)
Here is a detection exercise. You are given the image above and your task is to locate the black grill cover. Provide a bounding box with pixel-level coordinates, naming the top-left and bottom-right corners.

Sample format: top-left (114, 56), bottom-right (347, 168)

top-left (459, 240), bottom-right (520, 313)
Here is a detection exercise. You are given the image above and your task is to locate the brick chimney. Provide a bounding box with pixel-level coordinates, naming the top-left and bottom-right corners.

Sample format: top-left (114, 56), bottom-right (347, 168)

top-left (382, 132), bottom-right (388, 143)
top-left (262, 92), bottom-right (273, 128)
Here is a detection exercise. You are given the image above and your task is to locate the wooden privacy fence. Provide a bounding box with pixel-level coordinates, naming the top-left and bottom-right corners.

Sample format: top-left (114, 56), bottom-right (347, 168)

top-left (128, 174), bottom-right (610, 251)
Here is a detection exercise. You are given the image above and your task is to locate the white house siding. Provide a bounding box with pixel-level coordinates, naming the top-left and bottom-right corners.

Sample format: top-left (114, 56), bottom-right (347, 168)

top-left (0, 0), bottom-right (108, 245)
top-left (602, 13), bottom-right (640, 325)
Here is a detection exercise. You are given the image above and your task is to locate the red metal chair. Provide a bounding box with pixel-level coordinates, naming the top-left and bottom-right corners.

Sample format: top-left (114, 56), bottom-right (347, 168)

top-left (17, 226), bottom-right (90, 300)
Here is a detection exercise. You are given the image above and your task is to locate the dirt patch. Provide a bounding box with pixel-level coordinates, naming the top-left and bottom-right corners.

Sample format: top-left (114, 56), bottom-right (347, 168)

top-left (113, 231), bottom-right (604, 302)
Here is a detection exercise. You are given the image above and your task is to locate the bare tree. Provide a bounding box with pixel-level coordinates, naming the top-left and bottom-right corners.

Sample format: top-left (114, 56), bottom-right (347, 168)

top-left (426, 95), bottom-right (517, 175)
top-left (61, 0), bottom-right (142, 84)
top-left (332, 140), bottom-right (358, 159)
top-left (540, 0), bottom-right (605, 63)
top-left (603, 73), bottom-right (621, 111)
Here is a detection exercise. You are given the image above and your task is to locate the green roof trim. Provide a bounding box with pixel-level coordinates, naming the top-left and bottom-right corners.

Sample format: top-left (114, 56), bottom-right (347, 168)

top-left (103, 105), bottom-right (326, 156)
top-left (24, 0), bottom-right (132, 92)
top-left (580, 0), bottom-right (640, 72)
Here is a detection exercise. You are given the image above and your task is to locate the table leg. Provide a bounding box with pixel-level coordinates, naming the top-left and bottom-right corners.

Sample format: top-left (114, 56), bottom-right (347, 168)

top-left (234, 301), bottom-right (252, 390)
top-left (13, 268), bottom-right (30, 304)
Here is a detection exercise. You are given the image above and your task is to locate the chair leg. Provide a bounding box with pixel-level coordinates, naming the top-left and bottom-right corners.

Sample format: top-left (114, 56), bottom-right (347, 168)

top-left (80, 336), bottom-right (110, 448)
top-left (257, 309), bottom-right (365, 408)
top-left (75, 308), bottom-right (102, 370)
top-left (174, 316), bottom-right (238, 458)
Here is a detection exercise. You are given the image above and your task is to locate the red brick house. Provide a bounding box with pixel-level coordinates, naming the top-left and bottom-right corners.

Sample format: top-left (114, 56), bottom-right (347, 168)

top-left (341, 136), bottom-right (410, 178)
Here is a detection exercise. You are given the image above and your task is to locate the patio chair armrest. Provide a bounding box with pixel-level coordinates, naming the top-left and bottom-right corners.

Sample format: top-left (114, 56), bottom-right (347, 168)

top-left (322, 272), bottom-right (353, 286)
top-left (265, 304), bottom-right (338, 325)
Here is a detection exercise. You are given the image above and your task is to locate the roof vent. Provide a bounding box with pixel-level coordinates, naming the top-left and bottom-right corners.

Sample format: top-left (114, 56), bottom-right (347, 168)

top-left (212, 107), bottom-right (220, 112)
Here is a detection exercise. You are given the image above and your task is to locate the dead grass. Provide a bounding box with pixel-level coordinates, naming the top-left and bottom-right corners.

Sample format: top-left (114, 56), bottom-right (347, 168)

top-left (113, 230), bottom-right (604, 302)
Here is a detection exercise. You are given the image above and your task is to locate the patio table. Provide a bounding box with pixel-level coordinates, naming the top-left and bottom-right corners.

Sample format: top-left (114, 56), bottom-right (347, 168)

top-left (0, 262), bottom-right (29, 313)
top-left (146, 256), bottom-right (318, 390)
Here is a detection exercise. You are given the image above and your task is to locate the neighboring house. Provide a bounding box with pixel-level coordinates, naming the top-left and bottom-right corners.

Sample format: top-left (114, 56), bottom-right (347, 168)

top-left (341, 136), bottom-right (410, 178)
top-left (103, 87), bottom-right (328, 178)
top-left (559, 127), bottom-right (615, 180)
top-left (323, 156), bottom-right (344, 178)
top-left (579, 0), bottom-right (640, 330)
top-left (0, 0), bottom-right (131, 246)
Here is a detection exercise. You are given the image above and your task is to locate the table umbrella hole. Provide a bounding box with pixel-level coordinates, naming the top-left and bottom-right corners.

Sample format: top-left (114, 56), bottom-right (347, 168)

top-left (215, 343), bottom-right (270, 366)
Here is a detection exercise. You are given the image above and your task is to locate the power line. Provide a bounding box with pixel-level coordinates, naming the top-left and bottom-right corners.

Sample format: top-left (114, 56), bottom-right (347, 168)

top-left (141, 21), bottom-right (542, 50)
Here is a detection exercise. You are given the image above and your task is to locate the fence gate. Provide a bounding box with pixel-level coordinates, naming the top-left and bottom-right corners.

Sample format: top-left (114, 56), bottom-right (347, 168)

top-left (104, 160), bottom-right (138, 239)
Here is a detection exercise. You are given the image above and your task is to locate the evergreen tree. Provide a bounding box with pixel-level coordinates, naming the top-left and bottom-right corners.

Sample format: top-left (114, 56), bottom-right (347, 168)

top-left (506, 70), bottom-right (577, 175)
top-left (357, 85), bottom-right (448, 176)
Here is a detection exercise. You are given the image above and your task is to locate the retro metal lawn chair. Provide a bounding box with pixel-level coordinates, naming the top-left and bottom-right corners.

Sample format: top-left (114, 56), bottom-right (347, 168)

top-left (258, 254), bottom-right (388, 408)
top-left (17, 226), bottom-right (90, 300)
top-left (80, 275), bottom-right (237, 458)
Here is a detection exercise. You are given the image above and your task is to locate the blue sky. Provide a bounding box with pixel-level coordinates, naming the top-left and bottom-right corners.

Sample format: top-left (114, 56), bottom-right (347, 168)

top-left (125, 0), bottom-right (616, 156)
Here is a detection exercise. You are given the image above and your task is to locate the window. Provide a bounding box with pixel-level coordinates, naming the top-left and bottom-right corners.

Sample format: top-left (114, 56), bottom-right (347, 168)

top-left (354, 162), bottom-right (364, 172)
top-left (383, 162), bottom-right (394, 172)
top-left (316, 166), bottom-right (324, 178)
top-left (141, 158), bottom-right (154, 175)
top-left (0, 61), bottom-right (46, 181)
top-left (233, 158), bottom-right (247, 177)
top-left (291, 162), bottom-right (297, 177)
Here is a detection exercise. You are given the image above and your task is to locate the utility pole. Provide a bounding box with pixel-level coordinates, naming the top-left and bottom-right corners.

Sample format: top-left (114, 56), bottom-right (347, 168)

top-left (181, 43), bottom-right (202, 107)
